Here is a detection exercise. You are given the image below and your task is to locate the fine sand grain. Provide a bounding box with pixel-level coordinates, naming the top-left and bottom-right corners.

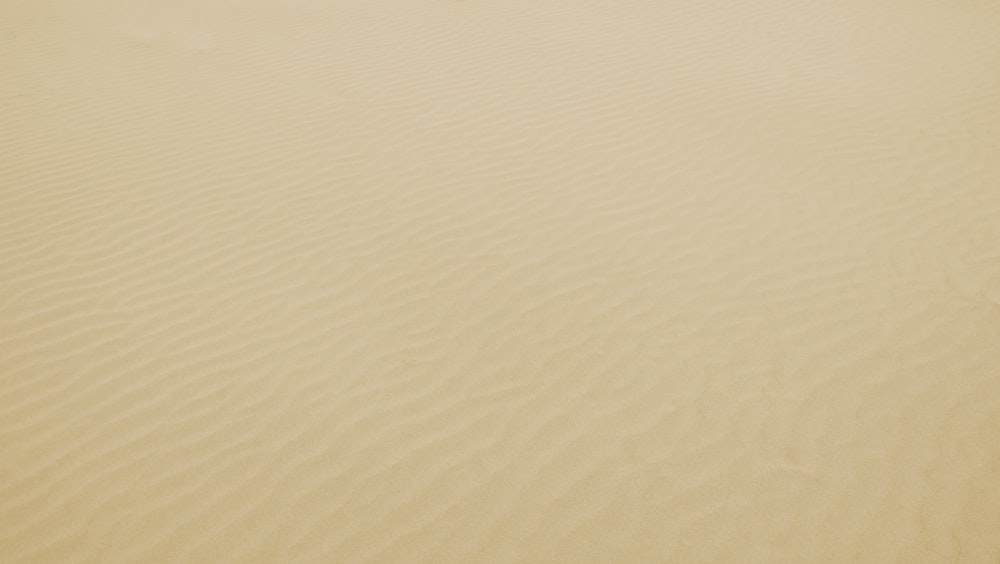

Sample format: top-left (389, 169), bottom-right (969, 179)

top-left (2, 1), bottom-right (1000, 562)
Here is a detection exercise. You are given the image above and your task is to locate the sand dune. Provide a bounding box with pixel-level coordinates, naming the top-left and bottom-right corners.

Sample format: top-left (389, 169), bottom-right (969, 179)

top-left (2, 1), bottom-right (1000, 562)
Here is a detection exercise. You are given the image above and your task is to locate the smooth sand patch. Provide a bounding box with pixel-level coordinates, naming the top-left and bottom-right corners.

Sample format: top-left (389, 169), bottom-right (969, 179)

top-left (2, 1), bottom-right (999, 562)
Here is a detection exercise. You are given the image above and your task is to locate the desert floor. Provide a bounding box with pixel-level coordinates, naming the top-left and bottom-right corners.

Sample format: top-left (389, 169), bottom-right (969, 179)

top-left (2, 1), bottom-right (999, 562)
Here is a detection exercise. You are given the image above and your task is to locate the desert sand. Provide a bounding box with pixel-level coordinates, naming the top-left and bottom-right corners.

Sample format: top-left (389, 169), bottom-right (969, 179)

top-left (2, 1), bottom-right (999, 562)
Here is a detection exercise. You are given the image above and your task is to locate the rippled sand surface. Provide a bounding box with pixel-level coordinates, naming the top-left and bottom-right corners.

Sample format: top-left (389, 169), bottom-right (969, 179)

top-left (2, 1), bottom-right (1000, 562)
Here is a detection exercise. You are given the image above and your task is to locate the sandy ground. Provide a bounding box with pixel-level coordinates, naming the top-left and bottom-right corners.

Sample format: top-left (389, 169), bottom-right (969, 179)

top-left (2, 1), bottom-right (1000, 562)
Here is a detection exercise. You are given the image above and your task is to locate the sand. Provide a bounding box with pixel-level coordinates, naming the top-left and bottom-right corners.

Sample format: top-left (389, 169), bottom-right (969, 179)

top-left (2, 1), bottom-right (999, 562)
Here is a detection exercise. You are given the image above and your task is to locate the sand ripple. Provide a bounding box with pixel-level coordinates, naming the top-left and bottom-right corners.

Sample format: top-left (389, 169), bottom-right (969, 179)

top-left (2, 1), bottom-right (1000, 562)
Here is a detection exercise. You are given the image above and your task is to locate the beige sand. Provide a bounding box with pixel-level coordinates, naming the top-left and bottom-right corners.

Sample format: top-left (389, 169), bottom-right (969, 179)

top-left (2, 1), bottom-right (999, 562)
